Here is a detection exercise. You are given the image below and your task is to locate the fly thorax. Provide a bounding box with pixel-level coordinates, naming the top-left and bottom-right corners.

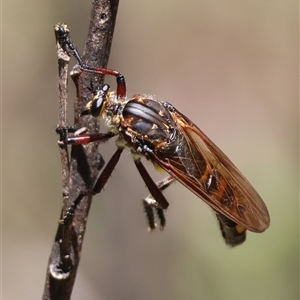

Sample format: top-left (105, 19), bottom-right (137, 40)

top-left (103, 94), bottom-right (123, 133)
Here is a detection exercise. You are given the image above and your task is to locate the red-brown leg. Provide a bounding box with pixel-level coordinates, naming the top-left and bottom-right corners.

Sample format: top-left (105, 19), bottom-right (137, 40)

top-left (65, 132), bottom-right (116, 145)
top-left (134, 158), bottom-right (170, 210)
top-left (55, 24), bottom-right (126, 98)
top-left (63, 147), bottom-right (123, 224)
top-left (142, 176), bottom-right (175, 231)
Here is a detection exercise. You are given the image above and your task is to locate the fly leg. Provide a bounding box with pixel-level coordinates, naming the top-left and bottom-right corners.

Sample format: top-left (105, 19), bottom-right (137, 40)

top-left (142, 176), bottom-right (175, 231)
top-left (134, 158), bottom-right (170, 209)
top-left (56, 128), bottom-right (121, 224)
top-left (134, 156), bottom-right (176, 231)
top-left (55, 23), bottom-right (126, 99)
top-left (62, 147), bottom-right (123, 224)
top-left (56, 126), bottom-right (115, 145)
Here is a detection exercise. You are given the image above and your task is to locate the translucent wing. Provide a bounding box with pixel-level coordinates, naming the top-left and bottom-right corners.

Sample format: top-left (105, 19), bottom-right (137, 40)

top-left (152, 105), bottom-right (270, 233)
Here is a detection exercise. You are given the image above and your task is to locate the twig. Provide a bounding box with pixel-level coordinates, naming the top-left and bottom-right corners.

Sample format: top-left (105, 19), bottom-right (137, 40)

top-left (43, 1), bottom-right (120, 299)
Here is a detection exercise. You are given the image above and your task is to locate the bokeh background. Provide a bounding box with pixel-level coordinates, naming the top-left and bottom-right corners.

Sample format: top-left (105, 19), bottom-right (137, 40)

top-left (2, 1), bottom-right (298, 299)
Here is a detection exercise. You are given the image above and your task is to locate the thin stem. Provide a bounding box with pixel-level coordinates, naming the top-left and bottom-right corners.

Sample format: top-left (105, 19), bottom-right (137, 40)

top-left (42, 1), bottom-right (120, 299)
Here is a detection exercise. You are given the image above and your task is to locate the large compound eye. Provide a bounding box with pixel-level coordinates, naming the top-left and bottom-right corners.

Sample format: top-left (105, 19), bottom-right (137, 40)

top-left (90, 84), bottom-right (110, 117)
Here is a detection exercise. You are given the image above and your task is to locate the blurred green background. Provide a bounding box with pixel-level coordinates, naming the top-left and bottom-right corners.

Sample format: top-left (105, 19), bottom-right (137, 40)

top-left (2, 1), bottom-right (298, 299)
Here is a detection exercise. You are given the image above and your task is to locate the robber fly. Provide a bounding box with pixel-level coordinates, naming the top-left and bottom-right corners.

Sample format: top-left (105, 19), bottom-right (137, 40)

top-left (55, 24), bottom-right (270, 246)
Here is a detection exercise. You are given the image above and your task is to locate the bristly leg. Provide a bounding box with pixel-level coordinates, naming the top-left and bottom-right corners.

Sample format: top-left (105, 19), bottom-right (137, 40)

top-left (156, 207), bottom-right (166, 230)
top-left (60, 147), bottom-right (123, 224)
top-left (143, 176), bottom-right (175, 231)
top-left (56, 124), bottom-right (120, 224)
top-left (143, 200), bottom-right (156, 231)
top-left (54, 23), bottom-right (127, 99)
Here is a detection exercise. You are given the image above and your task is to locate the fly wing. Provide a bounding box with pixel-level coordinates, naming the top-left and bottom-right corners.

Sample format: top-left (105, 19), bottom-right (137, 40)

top-left (153, 106), bottom-right (270, 233)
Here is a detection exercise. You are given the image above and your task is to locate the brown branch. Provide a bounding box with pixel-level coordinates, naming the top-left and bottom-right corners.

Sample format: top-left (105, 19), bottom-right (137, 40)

top-left (43, 1), bottom-right (120, 299)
